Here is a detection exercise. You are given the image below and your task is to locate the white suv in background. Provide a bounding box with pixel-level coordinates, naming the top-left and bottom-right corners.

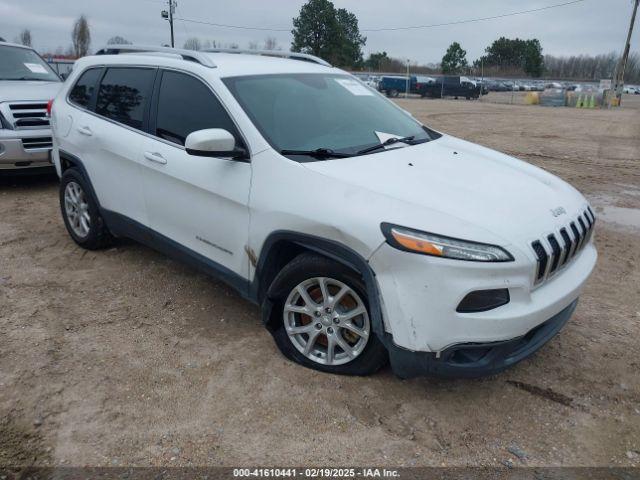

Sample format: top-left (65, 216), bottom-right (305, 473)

top-left (0, 41), bottom-right (62, 173)
top-left (50, 46), bottom-right (597, 378)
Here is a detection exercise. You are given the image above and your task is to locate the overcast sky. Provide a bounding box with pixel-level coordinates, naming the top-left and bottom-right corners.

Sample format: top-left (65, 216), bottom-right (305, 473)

top-left (1, 0), bottom-right (638, 63)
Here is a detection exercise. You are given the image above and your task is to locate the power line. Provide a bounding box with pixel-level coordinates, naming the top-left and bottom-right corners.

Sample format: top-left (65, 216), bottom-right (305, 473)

top-left (174, 17), bottom-right (289, 32)
top-left (363, 0), bottom-right (588, 31)
top-left (174, 0), bottom-right (588, 33)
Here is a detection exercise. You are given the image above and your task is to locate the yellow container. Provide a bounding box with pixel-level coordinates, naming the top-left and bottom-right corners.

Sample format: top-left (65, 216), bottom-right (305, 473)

top-left (525, 92), bottom-right (539, 105)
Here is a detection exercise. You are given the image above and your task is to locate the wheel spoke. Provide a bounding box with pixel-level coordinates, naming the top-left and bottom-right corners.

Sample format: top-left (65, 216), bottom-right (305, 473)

top-left (303, 330), bottom-right (321, 356)
top-left (339, 306), bottom-right (367, 322)
top-left (330, 285), bottom-right (349, 307)
top-left (334, 334), bottom-right (355, 358)
top-left (284, 304), bottom-right (310, 315)
top-left (80, 216), bottom-right (90, 235)
top-left (326, 335), bottom-right (336, 364)
top-left (69, 184), bottom-right (79, 202)
top-left (296, 285), bottom-right (318, 309)
top-left (286, 323), bottom-right (316, 335)
top-left (318, 277), bottom-right (330, 304)
top-left (341, 320), bottom-right (368, 339)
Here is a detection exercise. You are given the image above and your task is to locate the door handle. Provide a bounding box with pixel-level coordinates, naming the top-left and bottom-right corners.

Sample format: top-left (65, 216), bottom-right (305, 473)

top-left (77, 126), bottom-right (93, 136)
top-left (144, 151), bottom-right (167, 165)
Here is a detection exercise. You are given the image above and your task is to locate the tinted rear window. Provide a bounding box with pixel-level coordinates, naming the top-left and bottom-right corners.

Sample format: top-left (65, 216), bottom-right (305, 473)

top-left (69, 68), bottom-right (102, 109)
top-left (96, 67), bottom-right (155, 130)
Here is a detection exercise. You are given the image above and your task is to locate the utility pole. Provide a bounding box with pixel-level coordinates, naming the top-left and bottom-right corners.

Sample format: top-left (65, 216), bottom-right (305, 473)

top-left (405, 59), bottom-right (410, 98)
top-left (480, 57), bottom-right (484, 102)
top-left (610, 0), bottom-right (639, 107)
top-left (161, 0), bottom-right (177, 47)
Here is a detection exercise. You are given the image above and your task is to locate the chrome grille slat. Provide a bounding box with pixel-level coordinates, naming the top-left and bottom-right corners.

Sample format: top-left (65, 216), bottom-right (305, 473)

top-left (21, 137), bottom-right (53, 150)
top-left (6, 102), bottom-right (50, 129)
top-left (531, 207), bottom-right (595, 286)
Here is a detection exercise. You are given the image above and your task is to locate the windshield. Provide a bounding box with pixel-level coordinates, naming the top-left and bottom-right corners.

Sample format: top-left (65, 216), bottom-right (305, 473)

top-left (223, 73), bottom-right (437, 158)
top-left (0, 45), bottom-right (60, 82)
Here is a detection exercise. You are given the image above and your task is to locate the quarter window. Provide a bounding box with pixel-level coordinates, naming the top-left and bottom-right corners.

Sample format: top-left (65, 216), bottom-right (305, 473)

top-left (155, 71), bottom-right (239, 146)
top-left (95, 67), bottom-right (155, 130)
top-left (69, 68), bottom-right (102, 109)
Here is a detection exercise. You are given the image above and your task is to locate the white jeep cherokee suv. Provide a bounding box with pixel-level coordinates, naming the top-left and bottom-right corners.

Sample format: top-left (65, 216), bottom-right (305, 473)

top-left (0, 41), bottom-right (62, 173)
top-left (51, 46), bottom-right (597, 378)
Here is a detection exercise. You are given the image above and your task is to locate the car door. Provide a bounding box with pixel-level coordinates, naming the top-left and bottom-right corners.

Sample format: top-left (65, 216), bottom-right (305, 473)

top-left (140, 69), bottom-right (252, 280)
top-left (80, 66), bottom-right (156, 225)
top-left (63, 66), bottom-right (104, 170)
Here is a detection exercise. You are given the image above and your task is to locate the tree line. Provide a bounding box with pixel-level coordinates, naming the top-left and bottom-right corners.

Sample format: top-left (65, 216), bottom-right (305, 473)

top-left (6, 0), bottom-right (637, 84)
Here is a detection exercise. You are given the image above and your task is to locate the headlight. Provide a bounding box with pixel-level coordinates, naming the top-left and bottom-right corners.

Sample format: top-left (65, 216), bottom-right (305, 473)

top-left (381, 223), bottom-right (513, 262)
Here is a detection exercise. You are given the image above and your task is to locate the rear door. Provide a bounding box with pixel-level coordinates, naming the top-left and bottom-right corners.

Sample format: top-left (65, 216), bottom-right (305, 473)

top-left (84, 66), bottom-right (156, 225)
top-left (140, 69), bottom-right (252, 280)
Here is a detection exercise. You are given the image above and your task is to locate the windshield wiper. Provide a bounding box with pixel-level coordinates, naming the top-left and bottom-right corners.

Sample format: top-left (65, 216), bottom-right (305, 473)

top-left (356, 135), bottom-right (418, 156)
top-left (280, 148), bottom-right (353, 159)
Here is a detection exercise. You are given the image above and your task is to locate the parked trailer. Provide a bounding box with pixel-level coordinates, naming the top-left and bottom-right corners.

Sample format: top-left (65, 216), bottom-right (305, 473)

top-left (378, 76), bottom-right (412, 97)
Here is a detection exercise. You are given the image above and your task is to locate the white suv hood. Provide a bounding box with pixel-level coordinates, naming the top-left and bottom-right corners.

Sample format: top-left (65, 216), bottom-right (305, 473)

top-left (301, 135), bottom-right (587, 246)
top-left (0, 81), bottom-right (62, 102)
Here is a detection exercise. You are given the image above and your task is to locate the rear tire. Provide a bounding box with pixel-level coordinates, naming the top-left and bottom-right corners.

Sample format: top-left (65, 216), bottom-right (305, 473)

top-left (389, 89), bottom-right (399, 98)
top-left (59, 168), bottom-right (113, 250)
top-left (266, 253), bottom-right (387, 376)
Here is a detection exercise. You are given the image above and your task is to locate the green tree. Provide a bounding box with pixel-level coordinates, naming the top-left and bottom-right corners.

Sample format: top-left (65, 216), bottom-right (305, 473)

top-left (365, 51), bottom-right (389, 71)
top-left (291, 0), bottom-right (365, 68)
top-left (441, 42), bottom-right (468, 74)
top-left (481, 37), bottom-right (544, 77)
top-left (522, 39), bottom-right (544, 77)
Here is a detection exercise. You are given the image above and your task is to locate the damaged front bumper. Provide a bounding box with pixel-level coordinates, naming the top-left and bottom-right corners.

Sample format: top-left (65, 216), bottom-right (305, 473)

top-left (385, 299), bottom-right (578, 379)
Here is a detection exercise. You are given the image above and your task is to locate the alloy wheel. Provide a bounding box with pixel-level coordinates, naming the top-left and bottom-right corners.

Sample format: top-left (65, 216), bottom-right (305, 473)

top-left (64, 181), bottom-right (91, 238)
top-left (283, 277), bottom-right (370, 366)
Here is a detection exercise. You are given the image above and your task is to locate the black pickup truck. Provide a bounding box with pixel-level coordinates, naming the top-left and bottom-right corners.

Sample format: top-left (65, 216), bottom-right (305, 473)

top-left (418, 76), bottom-right (482, 99)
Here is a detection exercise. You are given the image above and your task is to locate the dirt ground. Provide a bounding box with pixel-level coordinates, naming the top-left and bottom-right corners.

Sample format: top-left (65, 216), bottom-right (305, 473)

top-left (1, 92), bottom-right (639, 468)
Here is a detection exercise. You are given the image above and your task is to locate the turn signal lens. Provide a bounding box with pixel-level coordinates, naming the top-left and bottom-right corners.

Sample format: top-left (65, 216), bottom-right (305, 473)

top-left (391, 230), bottom-right (444, 256)
top-left (381, 223), bottom-right (514, 262)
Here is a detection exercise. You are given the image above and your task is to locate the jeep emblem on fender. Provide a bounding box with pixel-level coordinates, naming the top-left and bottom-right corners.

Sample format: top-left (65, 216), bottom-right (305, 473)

top-left (550, 206), bottom-right (567, 217)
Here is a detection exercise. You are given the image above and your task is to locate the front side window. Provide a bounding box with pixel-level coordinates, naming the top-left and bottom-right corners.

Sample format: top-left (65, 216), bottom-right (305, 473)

top-left (155, 70), bottom-right (239, 146)
top-left (0, 45), bottom-right (60, 82)
top-left (69, 68), bottom-right (102, 109)
top-left (95, 67), bottom-right (155, 130)
top-left (223, 73), bottom-right (437, 159)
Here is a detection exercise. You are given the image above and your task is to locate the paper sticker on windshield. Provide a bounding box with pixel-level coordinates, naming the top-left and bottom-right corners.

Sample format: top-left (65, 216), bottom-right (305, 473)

top-left (375, 131), bottom-right (406, 149)
top-left (335, 78), bottom-right (374, 96)
top-left (24, 63), bottom-right (48, 74)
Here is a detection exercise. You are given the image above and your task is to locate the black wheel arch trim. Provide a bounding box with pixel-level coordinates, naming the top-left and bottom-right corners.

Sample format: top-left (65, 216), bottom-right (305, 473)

top-left (251, 230), bottom-right (386, 341)
top-left (58, 149), bottom-right (102, 208)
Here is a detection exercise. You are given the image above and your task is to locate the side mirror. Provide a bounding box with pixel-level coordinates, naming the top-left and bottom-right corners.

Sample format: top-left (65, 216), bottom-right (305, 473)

top-left (185, 128), bottom-right (248, 160)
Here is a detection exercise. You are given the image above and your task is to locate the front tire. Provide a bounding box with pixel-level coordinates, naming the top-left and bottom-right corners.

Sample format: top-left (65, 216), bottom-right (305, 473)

top-left (59, 168), bottom-right (113, 250)
top-left (267, 253), bottom-right (387, 376)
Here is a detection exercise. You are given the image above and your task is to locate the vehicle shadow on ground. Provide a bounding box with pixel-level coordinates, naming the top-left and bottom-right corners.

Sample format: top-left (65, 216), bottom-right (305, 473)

top-left (0, 171), bottom-right (59, 189)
